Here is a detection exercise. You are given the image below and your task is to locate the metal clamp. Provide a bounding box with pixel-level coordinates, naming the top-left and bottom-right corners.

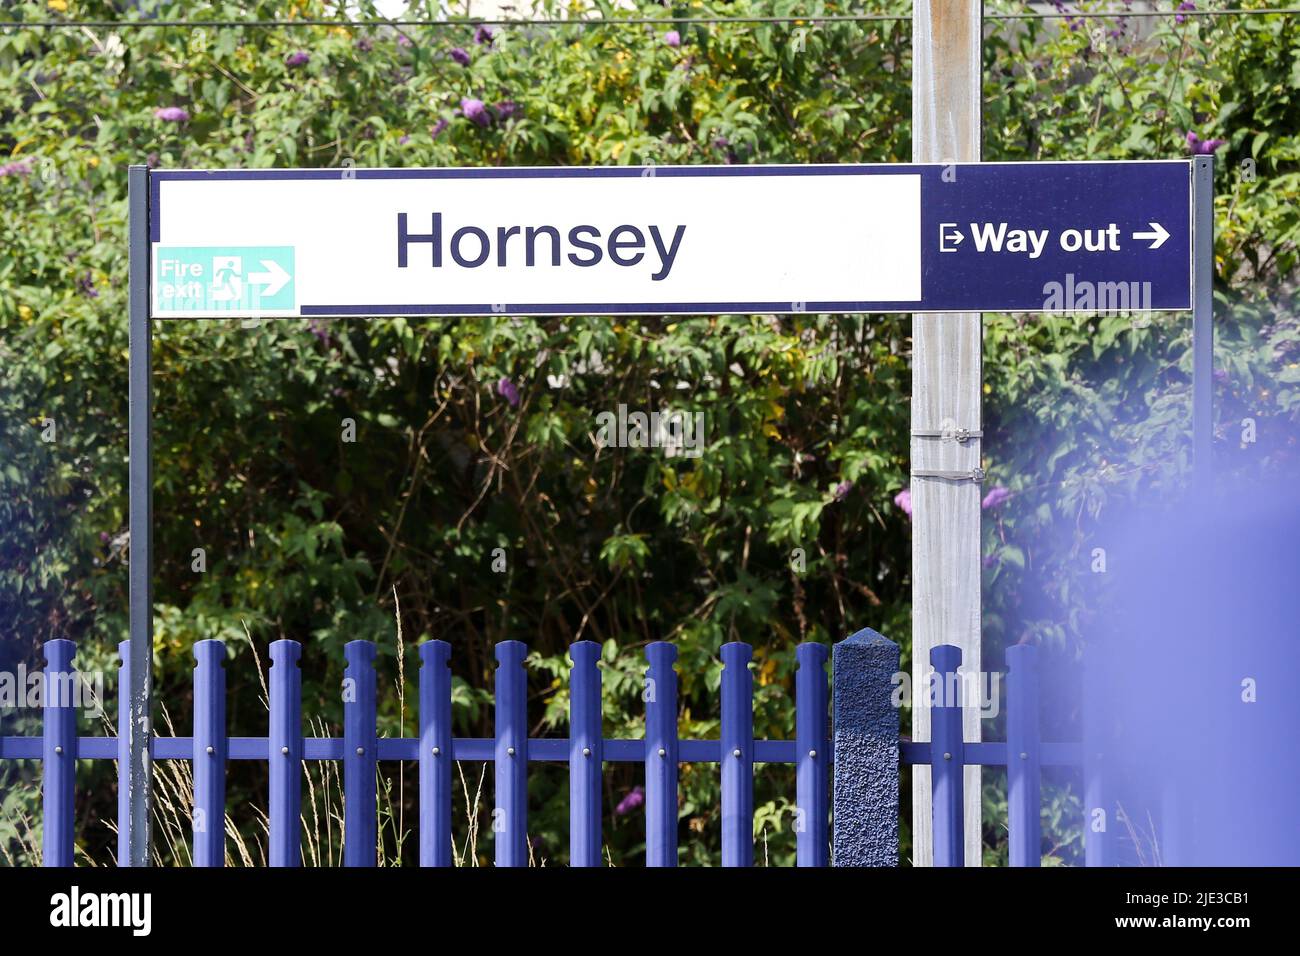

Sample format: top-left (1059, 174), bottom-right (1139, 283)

top-left (912, 427), bottom-right (983, 443)
top-left (911, 467), bottom-right (986, 483)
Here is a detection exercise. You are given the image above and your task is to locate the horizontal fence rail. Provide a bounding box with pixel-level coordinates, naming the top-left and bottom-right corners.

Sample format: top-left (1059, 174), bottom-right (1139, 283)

top-left (0, 634), bottom-right (1090, 867)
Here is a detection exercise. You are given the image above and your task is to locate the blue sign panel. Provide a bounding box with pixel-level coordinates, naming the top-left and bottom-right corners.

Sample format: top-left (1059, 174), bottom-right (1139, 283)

top-left (149, 161), bottom-right (1192, 317)
top-left (919, 161), bottom-right (1192, 312)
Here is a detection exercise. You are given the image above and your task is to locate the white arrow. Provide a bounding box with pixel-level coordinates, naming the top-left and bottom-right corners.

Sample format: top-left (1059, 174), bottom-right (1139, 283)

top-left (249, 259), bottom-right (290, 297)
top-left (1132, 222), bottom-right (1170, 250)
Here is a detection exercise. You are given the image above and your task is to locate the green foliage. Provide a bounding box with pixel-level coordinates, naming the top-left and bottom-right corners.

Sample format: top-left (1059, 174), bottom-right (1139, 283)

top-left (0, 0), bottom-right (1297, 866)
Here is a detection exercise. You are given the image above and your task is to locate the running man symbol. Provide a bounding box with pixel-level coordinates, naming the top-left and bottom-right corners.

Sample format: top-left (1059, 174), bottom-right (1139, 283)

top-left (211, 256), bottom-right (243, 302)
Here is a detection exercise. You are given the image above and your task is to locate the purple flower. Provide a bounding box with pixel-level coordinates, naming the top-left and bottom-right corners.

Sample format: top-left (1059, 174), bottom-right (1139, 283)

top-left (396, 34), bottom-right (413, 48)
top-left (0, 158), bottom-right (33, 178)
top-left (449, 47), bottom-right (471, 67)
top-left (307, 318), bottom-right (331, 344)
top-left (285, 51), bottom-right (310, 68)
top-left (1185, 131), bottom-right (1225, 155)
top-left (497, 376), bottom-right (520, 407)
top-left (146, 152), bottom-right (160, 169)
top-left (355, 37), bottom-right (373, 53)
top-left (475, 25), bottom-right (495, 46)
top-left (78, 271), bottom-right (98, 299)
top-left (398, 134), bottom-right (410, 145)
top-left (894, 488), bottom-right (912, 517)
top-left (1213, 368), bottom-right (1230, 385)
top-left (460, 97), bottom-right (490, 127)
top-left (664, 30), bottom-right (681, 48)
top-left (983, 554), bottom-right (998, 569)
top-left (833, 480), bottom-right (853, 502)
top-left (99, 532), bottom-right (111, 543)
top-left (981, 485), bottom-right (1012, 510)
top-left (615, 786), bottom-right (645, 815)
top-left (154, 106), bottom-right (189, 123)
top-left (431, 118), bottom-right (450, 139)
top-left (1176, 0), bottom-right (1196, 24)
top-left (494, 100), bottom-right (520, 122)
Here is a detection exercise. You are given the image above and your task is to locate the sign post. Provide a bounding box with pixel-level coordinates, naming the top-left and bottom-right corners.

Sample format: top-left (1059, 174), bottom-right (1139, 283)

top-left (124, 156), bottom-right (1203, 867)
top-left (126, 164), bottom-right (153, 867)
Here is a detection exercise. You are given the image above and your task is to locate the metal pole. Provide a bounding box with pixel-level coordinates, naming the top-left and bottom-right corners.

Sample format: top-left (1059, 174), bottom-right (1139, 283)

top-left (126, 164), bottom-right (153, 866)
top-left (911, 0), bottom-right (984, 868)
top-left (1192, 156), bottom-right (1215, 491)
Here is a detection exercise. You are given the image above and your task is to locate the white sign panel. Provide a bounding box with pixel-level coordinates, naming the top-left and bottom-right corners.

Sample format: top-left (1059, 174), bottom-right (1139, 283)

top-left (149, 166), bottom-right (921, 317)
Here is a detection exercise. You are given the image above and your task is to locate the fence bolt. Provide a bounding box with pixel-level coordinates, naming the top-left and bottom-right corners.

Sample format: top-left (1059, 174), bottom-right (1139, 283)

top-left (943, 752), bottom-right (952, 760)
top-left (733, 748), bottom-right (742, 758)
top-left (809, 750), bottom-right (817, 758)
top-left (1020, 752), bottom-right (1028, 760)
top-left (507, 746), bottom-right (516, 756)
top-left (206, 746), bottom-right (214, 755)
top-left (355, 747), bottom-right (364, 756)
top-left (583, 747), bottom-right (591, 757)
top-left (281, 746), bottom-right (289, 755)
top-left (54, 746), bottom-right (63, 755)
top-left (658, 748), bottom-right (666, 757)
top-left (432, 746), bottom-right (440, 756)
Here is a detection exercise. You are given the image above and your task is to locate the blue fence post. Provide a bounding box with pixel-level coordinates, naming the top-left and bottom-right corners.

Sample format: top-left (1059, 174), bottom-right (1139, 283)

top-left (569, 641), bottom-right (602, 867)
top-left (192, 640), bottom-right (226, 867)
top-left (644, 642), bottom-right (678, 867)
top-left (831, 627), bottom-right (900, 866)
top-left (42, 639), bottom-right (77, 867)
top-left (343, 640), bottom-right (377, 867)
top-left (269, 639), bottom-right (302, 867)
top-left (1083, 650), bottom-right (1112, 866)
top-left (1006, 644), bottom-right (1042, 867)
top-left (116, 640), bottom-right (132, 867)
top-left (930, 644), bottom-right (966, 867)
top-left (720, 642), bottom-right (754, 867)
top-left (795, 641), bottom-right (829, 867)
top-left (419, 640), bottom-right (452, 868)
top-left (494, 640), bottom-right (528, 867)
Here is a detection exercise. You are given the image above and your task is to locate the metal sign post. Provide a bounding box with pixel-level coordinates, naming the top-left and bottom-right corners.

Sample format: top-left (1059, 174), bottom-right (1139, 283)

top-left (1193, 155), bottom-right (1215, 488)
top-left (123, 156), bottom-right (1206, 867)
top-left (125, 164), bottom-right (153, 867)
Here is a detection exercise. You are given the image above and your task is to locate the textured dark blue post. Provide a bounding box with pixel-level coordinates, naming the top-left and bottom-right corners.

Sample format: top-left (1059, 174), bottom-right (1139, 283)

top-left (644, 642), bottom-right (678, 867)
top-left (1006, 644), bottom-right (1041, 867)
top-left (832, 627), bottom-right (899, 866)
top-left (419, 640), bottom-right (452, 867)
top-left (930, 644), bottom-right (965, 867)
top-left (269, 639), bottom-right (302, 867)
top-left (343, 640), bottom-right (377, 867)
top-left (494, 640), bottom-right (528, 867)
top-left (116, 640), bottom-right (132, 867)
top-left (1083, 649), bottom-right (1111, 866)
top-left (795, 642), bottom-right (829, 867)
top-left (192, 640), bottom-right (226, 867)
top-left (42, 639), bottom-right (76, 867)
top-left (569, 641), bottom-right (602, 867)
top-left (720, 642), bottom-right (753, 867)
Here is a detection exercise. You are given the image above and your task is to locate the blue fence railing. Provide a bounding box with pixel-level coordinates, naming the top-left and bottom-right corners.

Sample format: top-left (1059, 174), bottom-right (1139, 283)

top-left (0, 638), bottom-right (832, 867)
top-left (0, 633), bottom-right (1090, 867)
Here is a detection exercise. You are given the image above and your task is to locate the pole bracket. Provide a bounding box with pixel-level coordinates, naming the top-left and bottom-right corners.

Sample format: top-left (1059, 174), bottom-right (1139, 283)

top-left (911, 467), bottom-right (986, 483)
top-left (911, 427), bottom-right (983, 443)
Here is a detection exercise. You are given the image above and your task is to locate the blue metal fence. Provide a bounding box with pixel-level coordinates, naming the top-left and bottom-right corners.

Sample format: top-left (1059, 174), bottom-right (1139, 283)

top-left (0, 632), bottom-right (1089, 866)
